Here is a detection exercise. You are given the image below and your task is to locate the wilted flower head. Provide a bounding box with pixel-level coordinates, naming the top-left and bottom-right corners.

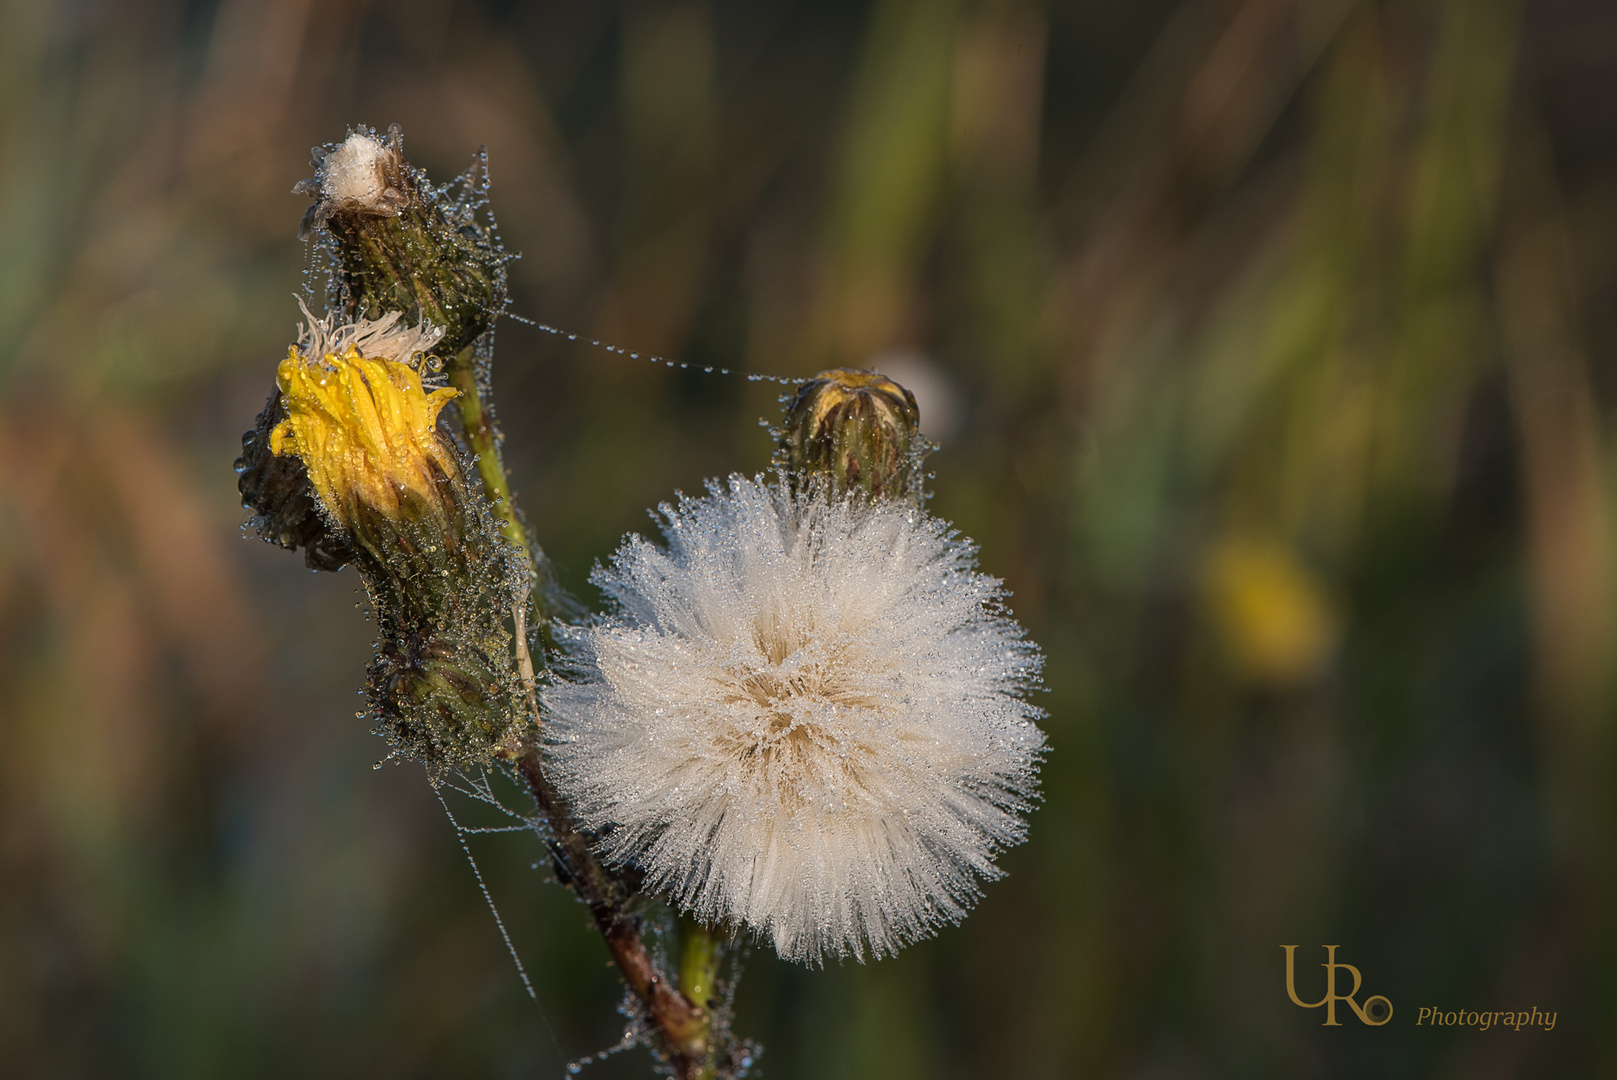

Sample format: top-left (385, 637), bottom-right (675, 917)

top-left (543, 475), bottom-right (1044, 964)
top-left (295, 127), bottom-right (413, 238)
top-left (269, 307), bottom-right (457, 530)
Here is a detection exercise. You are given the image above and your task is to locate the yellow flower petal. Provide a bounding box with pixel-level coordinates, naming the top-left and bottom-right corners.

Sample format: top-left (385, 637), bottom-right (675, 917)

top-left (271, 344), bottom-right (459, 528)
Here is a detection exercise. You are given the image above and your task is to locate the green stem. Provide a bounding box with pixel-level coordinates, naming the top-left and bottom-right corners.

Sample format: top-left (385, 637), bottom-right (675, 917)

top-left (679, 918), bottom-right (720, 1080)
top-left (447, 346), bottom-right (569, 672)
top-left (446, 349), bottom-right (544, 718)
top-left (679, 917), bottom-right (719, 1012)
top-left (448, 350), bottom-right (531, 568)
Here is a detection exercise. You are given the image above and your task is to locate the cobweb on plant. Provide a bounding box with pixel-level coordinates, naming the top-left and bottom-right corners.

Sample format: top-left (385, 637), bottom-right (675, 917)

top-left (431, 766), bottom-right (736, 1078)
top-left (431, 776), bottom-right (566, 1064)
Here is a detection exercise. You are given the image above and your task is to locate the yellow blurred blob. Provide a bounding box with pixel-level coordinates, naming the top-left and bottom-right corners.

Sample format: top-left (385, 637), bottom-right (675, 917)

top-left (1203, 536), bottom-right (1338, 686)
top-left (270, 345), bottom-right (459, 528)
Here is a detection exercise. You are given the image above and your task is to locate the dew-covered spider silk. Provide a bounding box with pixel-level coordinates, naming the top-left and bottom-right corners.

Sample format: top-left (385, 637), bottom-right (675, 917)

top-left (543, 474), bottom-right (1045, 964)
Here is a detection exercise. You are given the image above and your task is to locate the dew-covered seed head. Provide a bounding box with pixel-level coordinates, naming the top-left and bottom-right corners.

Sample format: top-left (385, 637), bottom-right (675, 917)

top-left (543, 475), bottom-right (1046, 964)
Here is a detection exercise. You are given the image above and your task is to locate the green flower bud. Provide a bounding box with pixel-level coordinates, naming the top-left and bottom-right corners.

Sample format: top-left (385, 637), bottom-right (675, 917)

top-left (779, 368), bottom-right (922, 503)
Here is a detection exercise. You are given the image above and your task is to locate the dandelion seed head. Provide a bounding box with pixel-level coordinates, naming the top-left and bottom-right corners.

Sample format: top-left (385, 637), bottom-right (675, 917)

top-left (544, 475), bottom-right (1045, 964)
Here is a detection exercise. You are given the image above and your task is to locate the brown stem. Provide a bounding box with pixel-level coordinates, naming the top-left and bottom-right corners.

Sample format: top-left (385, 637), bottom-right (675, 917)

top-left (506, 744), bottom-right (712, 1076)
top-left (461, 354), bottom-right (710, 1074)
top-left (454, 333), bottom-right (712, 1076)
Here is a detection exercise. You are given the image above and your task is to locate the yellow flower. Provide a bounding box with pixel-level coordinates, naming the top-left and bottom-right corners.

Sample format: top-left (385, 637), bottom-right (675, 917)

top-left (269, 344), bottom-right (459, 528)
top-left (1202, 535), bottom-right (1338, 686)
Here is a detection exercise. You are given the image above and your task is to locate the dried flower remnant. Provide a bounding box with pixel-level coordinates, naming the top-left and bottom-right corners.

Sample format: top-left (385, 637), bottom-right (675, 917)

top-left (298, 129), bottom-right (413, 227)
top-left (544, 474), bottom-right (1046, 964)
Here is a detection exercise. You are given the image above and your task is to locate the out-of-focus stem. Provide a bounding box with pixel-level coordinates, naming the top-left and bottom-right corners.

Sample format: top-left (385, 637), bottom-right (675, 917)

top-left (680, 917), bottom-right (719, 1011)
top-left (679, 918), bottom-right (720, 1080)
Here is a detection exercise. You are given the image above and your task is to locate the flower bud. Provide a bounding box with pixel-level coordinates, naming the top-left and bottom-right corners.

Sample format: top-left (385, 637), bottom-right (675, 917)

top-left (267, 313), bottom-right (528, 768)
top-left (270, 344), bottom-right (460, 536)
top-left (779, 368), bottom-right (921, 503)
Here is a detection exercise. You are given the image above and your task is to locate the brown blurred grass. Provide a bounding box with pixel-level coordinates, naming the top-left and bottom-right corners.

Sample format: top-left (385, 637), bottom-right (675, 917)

top-left (1, 0), bottom-right (1614, 1076)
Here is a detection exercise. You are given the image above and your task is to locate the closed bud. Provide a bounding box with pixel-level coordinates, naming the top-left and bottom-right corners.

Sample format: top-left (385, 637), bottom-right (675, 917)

top-left (779, 368), bottom-right (921, 503)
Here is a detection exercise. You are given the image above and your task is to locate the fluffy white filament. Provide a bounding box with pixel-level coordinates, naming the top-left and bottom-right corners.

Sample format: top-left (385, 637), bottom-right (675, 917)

top-left (543, 475), bottom-right (1044, 964)
top-left (293, 297), bottom-right (444, 368)
top-left (319, 131), bottom-right (393, 209)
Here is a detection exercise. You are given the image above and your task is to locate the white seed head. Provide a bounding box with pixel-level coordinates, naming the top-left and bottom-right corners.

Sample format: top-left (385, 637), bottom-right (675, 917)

top-left (543, 475), bottom-right (1045, 964)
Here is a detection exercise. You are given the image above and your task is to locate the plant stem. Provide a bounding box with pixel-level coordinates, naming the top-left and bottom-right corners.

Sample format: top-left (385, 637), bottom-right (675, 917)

top-left (447, 351), bottom-right (529, 560)
top-left (679, 917), bottom-right (719, 1012)
top-left (509, 748), bottom-right (713, 1077)
top-left (679, 918), bottom-right (721, 1080)
top-left (452, 346), bottom-right (713, 1079)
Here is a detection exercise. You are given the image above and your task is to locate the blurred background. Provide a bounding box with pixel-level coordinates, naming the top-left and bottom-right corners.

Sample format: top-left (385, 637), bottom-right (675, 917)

top-left (1, 0), bottom-right (1614, 1076)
